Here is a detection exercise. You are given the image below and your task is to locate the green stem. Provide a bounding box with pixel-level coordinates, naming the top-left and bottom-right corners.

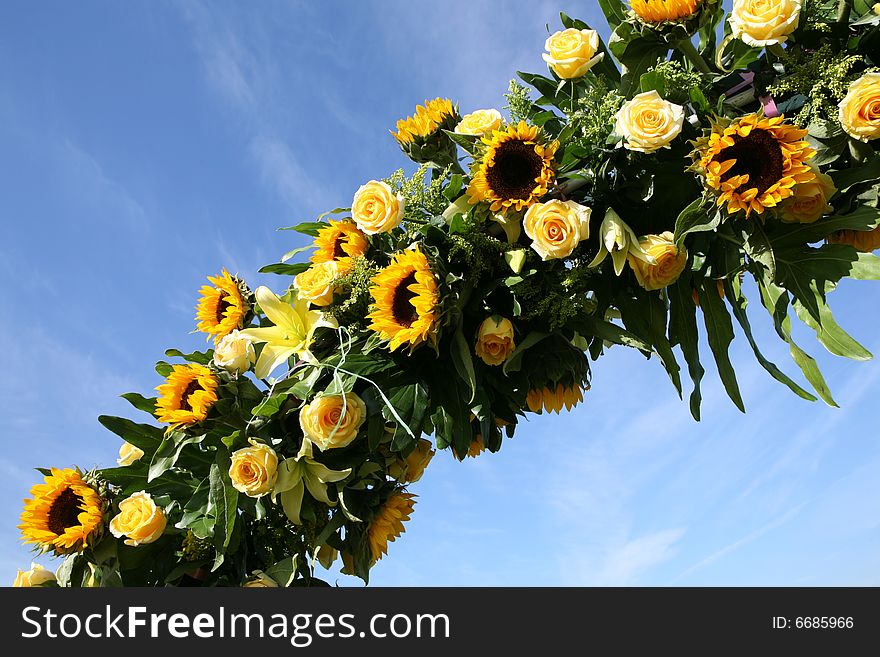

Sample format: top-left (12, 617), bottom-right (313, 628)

top-left (677, 38), bottom-right (713, 75)
top-left (836, 0), bottom-right (852, 25)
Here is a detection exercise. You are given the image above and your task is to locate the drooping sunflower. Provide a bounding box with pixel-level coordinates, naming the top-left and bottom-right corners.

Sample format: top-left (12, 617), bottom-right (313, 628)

top-left (630, 0), bottom-right (702, 23)
top-left (692, 113), bottom-right (816, 217)
top-left (155, 363), bottom-right (219, 426)
top-left (467, 121), bottom-right (559, 214)
top-left (828, 226), bottom-right (880, 253)
top-left (367, 248), bottom-right (439, 352)
top-left (310, 219), bottom-right (369, 274)
top-left (367, 491), bottom-right (416, 563)
top-left (393, 98), bottom-right (458, 145)
top-left (196, 270), bottom-right (250, 341)
top-left (19, 468), bottom-right (104, 555)
top-left (526, 383), bottom-right (587, 414)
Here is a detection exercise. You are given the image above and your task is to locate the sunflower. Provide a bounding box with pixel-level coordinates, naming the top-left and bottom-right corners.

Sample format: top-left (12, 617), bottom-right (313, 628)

top-left (367, 248), bottom-right (439, 352)
top-left (393, 98), bottom-right (458, 145)
top-left (310, 219), bottom-right (369, 274)
top-left (526, 383), bottom-right (586, 414)
top-left (196, 270), bottom-right (250, 340)
top-left (693, 113), bottom-right (817, 218)
top-left (467, 121), bottom-right (559, 214)
top-left (19, 468), bottom-right (104, 555)
top-left (828, 226), bottom-right (880, 253)
top-left (155, 363), bottom-right (219, 426)
top-left (630, 0), bottom-right (701, 23)
top-left (367, 492), bottom-right (416, 563)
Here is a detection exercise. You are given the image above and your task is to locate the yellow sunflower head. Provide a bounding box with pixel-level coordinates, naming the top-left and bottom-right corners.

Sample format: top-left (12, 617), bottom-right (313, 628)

top-left (367, 247), bottom-right (439, 352)
top-left (310, 219), bottom-right (369, 274)
top-left (526, 383), bottom-right (587, 414)
top-left (19, 468), bottom-right (104, 555)
top-left (828, 226), bottom-right (880, 253)
top-left (196, 270), bottom-right (250, 341)
top-left (367, 491), bottom-right (416, 563)
top-left (155, 363), bottom-right (219, 426)
top-left (630, 0), bottom-right (702, 24)
top-left (692, 113), bottom-right (817, 218)
top-left (393, 98), bottom-right (458, 145)
top-left (467, 121), bottom-right (559, 214)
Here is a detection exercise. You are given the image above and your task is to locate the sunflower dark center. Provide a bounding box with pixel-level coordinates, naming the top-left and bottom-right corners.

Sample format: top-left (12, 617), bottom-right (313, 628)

top-left (486, 139), bottom-right (543, 200)
top-left (47, 487), bottom-right (84, 535)
top-left (216, 294), bottom-right (231, 324)
top-left (391, 272), bottom-right (419, 328)
top-left (333, 235), bottom-right (348, 259)
top-left (715, 128), bottom-right (784, 197)
top-left (179, 380), bottom-right (202, 412)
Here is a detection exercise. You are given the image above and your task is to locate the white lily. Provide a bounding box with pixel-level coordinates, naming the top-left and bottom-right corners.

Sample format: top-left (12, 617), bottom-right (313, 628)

top-left (240, 286), bottom-right (335, 379)
top-left (271, 440), bottom-right (351, 525)
top-left (587, 208), bottom-right (654, 276)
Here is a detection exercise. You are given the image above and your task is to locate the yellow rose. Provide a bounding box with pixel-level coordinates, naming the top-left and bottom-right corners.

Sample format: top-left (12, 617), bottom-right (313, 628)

top-left (875, 2), bottom-right (880, 14)
top-left (213, 329), bottom-right (256, 375)
top-left (109, 491), bottom-right (167, 547)
top-left (117, 441), bottom-right (144, 467)
top-left (780, 167), bottom-right (836, 224)
top-left (474, 316), bottom-right (516, 366)
top-left (828, 226), bottom-right (880, 253)
top-left (628, 232), bottom-right (687, 291)
top-left (388, 438), bottom-right (435, 483)
top-left (729, 0), bottom-right (801, 47)
top-left (455, 109), bottom-right (504, 136)
top-left (243, 572), bottom-right (278, 587)
top-left (300, 392), bottom-right (367, 450)
top-left (615, 90), bottom-right (685, 153)
top-left (352, 180), bottom-right (404, 235)
top-left (229, 440), bottom-right (278, 497)
top-left (542, 28), bottom-right (603, 79)
top-left (839, 72), bottom-right (880, 142)
top-left (13, 563), bottom-right (56, 587)
top-left (523, 199), bottom-right (591, 260)
top-left (294, 261), bottom-right (339, 307)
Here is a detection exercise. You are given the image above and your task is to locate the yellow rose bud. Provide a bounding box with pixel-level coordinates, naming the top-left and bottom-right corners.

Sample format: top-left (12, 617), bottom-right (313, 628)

top-left (300, 392), bottom-right (367, 450)
top-left (729, 0), bottom-right (801, 47)
top-left (628, 231), bottom-right (687, 291)
top-left (875, 2), bottom-right (880, 14)
top-left (243, 572), bottom-right (278, 587)
top-left (213, 329), bottom-right (256, 375)
top-left (839, 72), bottom-right (880, 142)
top-left (293, 261), bottom-right (339, 307)
top-left (229, 440), bottom-right (278, 498)
top-left (542, 28), bottom-right (604, 79)
top-left (388, 438), bottom-right (435, 483)
top-left (13, 563), bottom-right (56, 587)
top-left (109, 491), bottom-right (167, 547)
top-left (523, 199), bottom-right (591, 260)
top-left (828, 226), bottom-right (880, 253)
top-left (117, 441), bottom-right (144, 467)
top-left (352, 180), bottom-right (404, 235)
top-left (615, 90), bottom-right (685, 153)
top-left (475, 316), bottom-right (516, 366)
top-left (780, 167), bottom-right (836, 224)
top-left (454, 109), bottom-right (504, 136)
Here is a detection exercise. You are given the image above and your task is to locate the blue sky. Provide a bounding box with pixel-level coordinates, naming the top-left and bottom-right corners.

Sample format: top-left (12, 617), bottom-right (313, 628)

top-left (1, 0), bottom-right (878, 586)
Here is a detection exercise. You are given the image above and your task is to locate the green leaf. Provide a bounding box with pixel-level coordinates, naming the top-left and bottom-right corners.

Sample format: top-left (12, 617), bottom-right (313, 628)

top-left (165, 348), bottom-right (213, 365)
top-left (251, 391), bottom-right (299, 418)
top-left (744, 220), bottom-right (777, 280)
top-left (443, 130), bottom-right (480, 157)
top-left (639, 70), bottom-right (667, 96)
top-left (451, 327), bottom-right (477, 403)
top-left (673, 199), bottom-right (719, 245)
top-left (98, 415), bottom-right (163, 457)
top-left (792, 285), bottom-right (872, 361)
top-left (767, 206), bottom-right (880, 248)
top-left (209, 451), bottom-right (239, 571)
top-left (829, 158), bottom-right (880, 194)
top-left (573, 314), bottom-right (652, 352)
top-left (697, 280), bottom-right (745, 412)
top-left (774, 243), bottom-right (858, 324)
top-left (618, 291), bottom-right (682, 396)
top-left (155, 361), bottom-right (173, 377)
top-left (725, 279), bottom-right (817, 402)
top-left (259, 262), bottom-right (309, 276)
top-left (265, 556), bottom-right (298, 587)
top-left (383, 382), bottom-right (428, 452)
top-left (757, 280), bottom-right (838, 407)
top-left (281, 245), bottom-right (312, 263)
top-left (669, 276), bottom-right (705, 420)
top-left (148, 431), bottom-right (201, 482)
top-left (596, 0), bottom-right (628, 30)
top-left (502, 331), bottom-right (549, 375)
top-left (120, 393), bottom-right (157, 416)
top-left (279, 221), bottom-right (326, 237)
top-left (849, 252), bottom-right (880, 280)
